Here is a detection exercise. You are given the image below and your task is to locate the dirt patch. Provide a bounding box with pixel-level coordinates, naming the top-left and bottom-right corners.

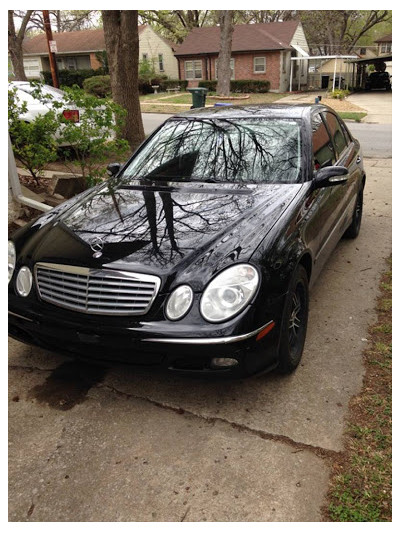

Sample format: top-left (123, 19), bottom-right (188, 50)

top-left (322, 98), bottom-right (366, 113)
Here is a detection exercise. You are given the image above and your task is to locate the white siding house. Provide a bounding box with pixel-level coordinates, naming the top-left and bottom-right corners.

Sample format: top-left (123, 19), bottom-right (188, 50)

top-left (280, 22), bottom-right (310, 92)
top-left (139, 26), bottom-right (179, 79)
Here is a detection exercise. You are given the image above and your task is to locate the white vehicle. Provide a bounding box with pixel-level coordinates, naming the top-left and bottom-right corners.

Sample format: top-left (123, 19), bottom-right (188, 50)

top-left (9, 81), bottom-right (80, 124)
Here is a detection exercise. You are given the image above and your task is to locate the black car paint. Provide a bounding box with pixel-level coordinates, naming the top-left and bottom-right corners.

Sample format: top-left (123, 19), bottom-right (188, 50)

top-left (9, 104), bottom-right (365, 375)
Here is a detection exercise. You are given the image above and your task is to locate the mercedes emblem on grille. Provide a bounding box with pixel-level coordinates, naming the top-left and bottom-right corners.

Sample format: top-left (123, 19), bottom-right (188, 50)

top-left (90, 236), bottom-right (104, 258)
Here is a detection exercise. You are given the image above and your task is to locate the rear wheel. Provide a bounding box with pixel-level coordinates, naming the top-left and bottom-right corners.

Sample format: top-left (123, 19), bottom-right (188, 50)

top-left (344, 189), bottom-right (363, 239)
top-left (277, 265), bottom-right (309, 374)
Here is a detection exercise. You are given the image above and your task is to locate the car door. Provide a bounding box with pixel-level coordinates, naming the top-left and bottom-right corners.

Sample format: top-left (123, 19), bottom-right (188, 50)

top-left (322, 111), bottom-right (360, 241)
top-left (304, 111), bottom-right (338, 268)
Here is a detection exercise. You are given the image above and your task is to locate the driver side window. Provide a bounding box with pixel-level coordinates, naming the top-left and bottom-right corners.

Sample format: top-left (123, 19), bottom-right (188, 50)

top-left (311, 113), bottom-right (335, 170)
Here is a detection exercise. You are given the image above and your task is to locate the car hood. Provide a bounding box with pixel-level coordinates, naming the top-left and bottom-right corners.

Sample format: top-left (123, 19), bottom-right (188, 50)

top-left (31, 180), bottom-right (302, 291)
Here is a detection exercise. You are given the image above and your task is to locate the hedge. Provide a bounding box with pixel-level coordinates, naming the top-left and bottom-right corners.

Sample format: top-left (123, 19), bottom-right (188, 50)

top-left (139, 78), bottom-right (189, 94)
top-left (83, 75), bottom-right (112, 98)
top-left (41, 69), bottom-right (106, 88)
top-left (199, 79), bottom-right (270, 93)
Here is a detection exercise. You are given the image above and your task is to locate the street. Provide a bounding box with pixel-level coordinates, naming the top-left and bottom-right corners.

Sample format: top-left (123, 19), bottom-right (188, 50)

top-left (9, 154), bottom-right (392, 521)
top-left (346, 123), bottom-right (392, 159)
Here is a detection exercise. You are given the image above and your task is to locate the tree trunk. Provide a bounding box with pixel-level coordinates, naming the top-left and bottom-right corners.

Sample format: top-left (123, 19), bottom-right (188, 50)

top-left (102, 10), bottom-right (145, 151)
top-left (216, 11), bottom-right (234, 97)
top-left (8, 10), bottom-right (33, 81)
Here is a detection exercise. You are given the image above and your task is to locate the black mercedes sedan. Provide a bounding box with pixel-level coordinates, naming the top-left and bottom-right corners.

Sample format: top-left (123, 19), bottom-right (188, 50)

top-left (8, 104), bottom-right (365, 377)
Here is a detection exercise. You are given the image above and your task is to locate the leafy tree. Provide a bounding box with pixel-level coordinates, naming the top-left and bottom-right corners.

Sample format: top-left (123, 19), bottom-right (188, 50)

top-left (139, 58), bottom-right (157, 85)
top-left (14, 10), bottom-right (98, 34)
top-left (234, 10), bottom-right (297, 24)
top-left (299, 10), bottom-right (391, 54)
top-left (138, 10), bottom-right (214, 43)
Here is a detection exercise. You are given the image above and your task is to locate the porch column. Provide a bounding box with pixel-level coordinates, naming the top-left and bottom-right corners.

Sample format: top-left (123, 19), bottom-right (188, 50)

top-left (332, 57), bottom-right (337, 92)
top-left (289, 60), bottom-right (293, 92)
top-left (298, 58), bottom-right (301, 91)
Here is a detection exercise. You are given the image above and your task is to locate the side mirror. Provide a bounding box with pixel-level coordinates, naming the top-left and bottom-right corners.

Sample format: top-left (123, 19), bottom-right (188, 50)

top-left (314, 165), bottom-right (348, 188)
top-left (107, 162), bottom-right (122, 177)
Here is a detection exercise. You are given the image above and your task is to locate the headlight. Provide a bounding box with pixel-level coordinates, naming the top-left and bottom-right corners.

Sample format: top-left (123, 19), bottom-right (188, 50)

top-left (200, 264), bottom-right (259, 323)
top-left (166, 285), bottom-right (194, 320)
top-left (8, 241), bottom-right (16, 283)
top-left (16, 266), bottom-right (33, 297)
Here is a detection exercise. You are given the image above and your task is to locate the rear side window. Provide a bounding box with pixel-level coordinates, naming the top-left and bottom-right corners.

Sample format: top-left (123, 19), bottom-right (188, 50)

top-left (311, 113), bottom-right (335, 170)
top-left (323, 112), bottom-right (348, 158)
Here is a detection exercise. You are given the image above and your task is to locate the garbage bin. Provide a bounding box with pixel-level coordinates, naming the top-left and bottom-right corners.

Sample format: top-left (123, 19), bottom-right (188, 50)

top-left (187, 87), bottom-right (208, 108)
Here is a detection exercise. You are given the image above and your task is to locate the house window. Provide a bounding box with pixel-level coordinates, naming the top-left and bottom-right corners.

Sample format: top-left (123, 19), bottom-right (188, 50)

top-left (215, 58), bottom-right (235, 80)
top-left (381, 43), bottom-right (391, 54)
top-left (254, 56), bottom-right (266, 73)
top-left (185, 60), bottom-right (202, 80)
top-left (158, 54), bottom-right (164, 72)
top-left (57, 56), bottom-right (77, 70)
top-left (360, 47), bottom-right (366, 55)
top-left (142, 53), bottom-right (148, 61)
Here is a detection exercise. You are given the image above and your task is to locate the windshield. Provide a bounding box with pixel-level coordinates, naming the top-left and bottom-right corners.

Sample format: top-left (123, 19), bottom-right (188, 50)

top-left (121, 118), bottom-right (302, 184)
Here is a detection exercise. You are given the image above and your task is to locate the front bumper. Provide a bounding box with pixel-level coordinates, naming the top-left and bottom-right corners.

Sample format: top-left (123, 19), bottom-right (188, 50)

top-left (8, 301), bottom-right (280, 375)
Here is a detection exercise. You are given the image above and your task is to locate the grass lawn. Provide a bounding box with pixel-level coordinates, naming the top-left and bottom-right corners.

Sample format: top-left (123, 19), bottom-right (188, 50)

top-left (337, 112), bottom-right (368, 122)
top-left (324, 257), bottom-right (392, 522)
top-left (140, 91), bottom-right (286, 113)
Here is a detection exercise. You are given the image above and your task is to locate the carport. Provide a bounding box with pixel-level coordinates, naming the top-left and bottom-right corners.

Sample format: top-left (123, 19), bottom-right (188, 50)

top-left (289, 55), bottom-right (358, 92)
top-left (345, 54), bottom-right (392, 90)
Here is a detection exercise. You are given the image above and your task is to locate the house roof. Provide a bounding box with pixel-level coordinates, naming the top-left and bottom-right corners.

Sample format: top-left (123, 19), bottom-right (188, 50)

top-left (375, 33), bottom-right (392, 43)
top-left (174, 21), bottom-right (301, 56)
top-left (22, 26), bottom-right (147, 55)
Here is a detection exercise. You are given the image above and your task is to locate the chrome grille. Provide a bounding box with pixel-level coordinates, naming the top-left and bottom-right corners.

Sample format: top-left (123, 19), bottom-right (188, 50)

top-left (35, 262), bottom-right (160, 316)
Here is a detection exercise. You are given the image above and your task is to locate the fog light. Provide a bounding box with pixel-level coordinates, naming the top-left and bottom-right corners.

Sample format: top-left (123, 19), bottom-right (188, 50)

top-left (16, 266), bottom-right (33, 297)
top-left (211, 357), bottom-right (239, 369)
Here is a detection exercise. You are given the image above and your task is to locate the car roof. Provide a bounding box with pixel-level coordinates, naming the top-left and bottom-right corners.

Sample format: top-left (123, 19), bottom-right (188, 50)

top-left (174, 103), bottom-right (335, 120)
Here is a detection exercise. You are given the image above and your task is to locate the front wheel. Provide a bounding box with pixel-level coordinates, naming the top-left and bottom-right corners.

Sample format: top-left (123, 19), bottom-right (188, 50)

top-left (277, 265), bottom-right (309, 374)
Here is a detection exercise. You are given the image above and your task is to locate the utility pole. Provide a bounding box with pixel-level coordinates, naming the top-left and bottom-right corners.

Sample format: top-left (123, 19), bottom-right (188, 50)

top-left (43, 10), bottom-right (59, 88)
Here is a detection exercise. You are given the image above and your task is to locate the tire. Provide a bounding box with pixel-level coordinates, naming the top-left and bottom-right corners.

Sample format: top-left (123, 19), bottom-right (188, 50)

top-left (344, 189), bottom-right (363, 239)
top-left (277, 265), bottom-right (309, 374)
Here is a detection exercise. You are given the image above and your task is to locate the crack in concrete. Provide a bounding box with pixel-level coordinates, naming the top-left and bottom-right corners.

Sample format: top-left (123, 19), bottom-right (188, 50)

top-left (9, 363), bottom-right (342, 462)
top-left (96, 382), bottom-right (343, 463)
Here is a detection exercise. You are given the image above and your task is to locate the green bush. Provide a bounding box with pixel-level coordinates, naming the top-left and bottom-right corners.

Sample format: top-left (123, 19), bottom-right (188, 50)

top-left (330, 89), bottom-right (350, 100)
top-left (9, 82), bottom-right (129, 188)
top-left (41, 68), bottom-right (105, 88)
top-left (159, 79), bottom-right (188, 91)
top-left (232, 79), bottom-right (270, 93)
top-left (199, 80), bottom-right (217, 92)
top-left (52, 85), bottom-right (129, 187)
top-left (199, 79), bottom-right (270, 93)
top-left (138, 76), bottom-right (182, 95)
top-left (83, 75), bottom-right (111, 98)
top-left (8, 86), bottom-right (59, 181)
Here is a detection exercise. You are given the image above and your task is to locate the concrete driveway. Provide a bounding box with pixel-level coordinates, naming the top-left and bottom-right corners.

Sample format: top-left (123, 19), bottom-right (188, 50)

top-left (9, 158), bottom-right (391, 522)
top-left (347, 91), bottom-right (392, 124)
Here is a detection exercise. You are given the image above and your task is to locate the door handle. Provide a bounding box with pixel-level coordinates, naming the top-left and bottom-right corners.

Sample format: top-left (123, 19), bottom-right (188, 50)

top-left (356, 155), bottom-right (362, 164)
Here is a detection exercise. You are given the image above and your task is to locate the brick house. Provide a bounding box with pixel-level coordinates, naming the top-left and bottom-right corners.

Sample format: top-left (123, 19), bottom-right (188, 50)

top-left (174, 21), bottom-right (309, 92)
top-left (20, 26), bottom-right (178, 80)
